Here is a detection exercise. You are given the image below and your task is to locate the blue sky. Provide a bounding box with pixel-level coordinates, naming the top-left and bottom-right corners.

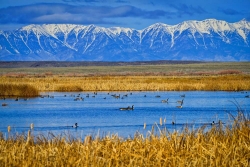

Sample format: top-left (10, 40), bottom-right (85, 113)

top-left (0, 0), bottom-right (249, 30)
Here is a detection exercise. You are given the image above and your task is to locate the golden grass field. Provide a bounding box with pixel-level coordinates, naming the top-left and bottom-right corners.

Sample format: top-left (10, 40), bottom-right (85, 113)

top-left (0, 74), bottom-right (250, 97)
top-left (0, 113), bottom-right (249, 166)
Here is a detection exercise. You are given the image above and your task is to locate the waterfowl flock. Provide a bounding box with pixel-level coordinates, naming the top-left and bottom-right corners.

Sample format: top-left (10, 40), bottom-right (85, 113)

top-left (0, 91), bottom-right (248, 129)
top-left (0, 92), bottom-right (187, 110)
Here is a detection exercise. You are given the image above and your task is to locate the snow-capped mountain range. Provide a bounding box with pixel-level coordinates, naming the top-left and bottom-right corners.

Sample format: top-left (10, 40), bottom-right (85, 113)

top-left (0, 19), bottom-right (250, 61)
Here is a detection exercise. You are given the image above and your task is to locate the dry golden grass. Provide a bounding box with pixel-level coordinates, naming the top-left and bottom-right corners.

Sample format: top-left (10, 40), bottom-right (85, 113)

top-left (0, 74), bottom-right (250, 94)
top-left (1, 113), bottom-right (249, 166)
top-left (0, 83), bottom-right (39, 97)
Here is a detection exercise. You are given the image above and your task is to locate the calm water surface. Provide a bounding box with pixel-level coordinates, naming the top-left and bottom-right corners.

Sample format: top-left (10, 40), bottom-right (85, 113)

top-left (0, 91), bottom-right (249, 138)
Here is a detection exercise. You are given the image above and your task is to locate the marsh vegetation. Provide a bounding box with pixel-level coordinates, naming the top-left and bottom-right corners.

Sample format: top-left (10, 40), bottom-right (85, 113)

top-left (0, 75), bottom-right (250, 96)
top-left (1, 62), bottom-right (249, 96)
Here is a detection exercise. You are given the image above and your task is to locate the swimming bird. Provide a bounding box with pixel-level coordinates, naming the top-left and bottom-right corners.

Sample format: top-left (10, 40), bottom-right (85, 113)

top-left (177, 99), bottom-right (184, 105)
top-left (161, 98), bottom-right (169, 103)
top-left (115, 94), bottom-right (120, 99)
top-left (73, 123), bottom-right (78, 128)
top-left (119, 105), bottom-right (134, 111)
top-left (180, 94), bottom-right (185, 98)
top-left (2, 103), bottom-right (7, 106)
top-left (74, 97), bottom-right (84, 101)
top-left (123, 94), bottom-right (128, 97)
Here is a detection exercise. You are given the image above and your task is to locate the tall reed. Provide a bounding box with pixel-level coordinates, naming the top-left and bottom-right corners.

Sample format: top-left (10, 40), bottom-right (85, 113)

top-left (0, 83), bottom-right (39, 97)
top-left (1, 75), bottom-right (250, 92)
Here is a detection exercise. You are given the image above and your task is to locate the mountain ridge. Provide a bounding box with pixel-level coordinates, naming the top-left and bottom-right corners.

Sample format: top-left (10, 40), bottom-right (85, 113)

top-left (0, 19), bottom-right (249, 61)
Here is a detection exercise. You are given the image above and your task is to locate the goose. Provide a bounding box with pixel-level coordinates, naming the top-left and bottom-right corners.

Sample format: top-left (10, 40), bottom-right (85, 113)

top-left (161, 98), bottom-right (169, 103)
top-left (119, 105), bottom-right (134, 111)
top-left (177, 99), bottom-right (184, 105)
top-left (115, 94), bottom-right (120, 99)
top-left (2, 103), bottom-right (7, 106)
top-left (155, 95), bottom-right (161, 98)
top-left (74, 97), bottom-right (84, 101)
top-left (15, 97), bottom-right (19, 101)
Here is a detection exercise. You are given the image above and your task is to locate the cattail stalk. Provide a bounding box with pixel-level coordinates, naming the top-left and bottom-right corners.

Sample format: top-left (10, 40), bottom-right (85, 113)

top-left (30, 123), bottom-right (34, 130)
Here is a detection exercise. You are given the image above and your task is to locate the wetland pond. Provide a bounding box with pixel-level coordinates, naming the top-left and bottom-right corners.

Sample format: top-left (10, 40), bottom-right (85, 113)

top-left (1, 91), bottom-right (249, 138)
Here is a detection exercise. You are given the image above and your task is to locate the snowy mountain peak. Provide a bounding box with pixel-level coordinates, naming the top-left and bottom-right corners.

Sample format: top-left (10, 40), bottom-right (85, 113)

top-left (0, 19), bottom-right (249, 61)
top-left (143, 23), bottom-right (171, 32)
top-left (41, 24), bottom-right (78, 35)
top-left (107, 27), bottom-right (134, 35)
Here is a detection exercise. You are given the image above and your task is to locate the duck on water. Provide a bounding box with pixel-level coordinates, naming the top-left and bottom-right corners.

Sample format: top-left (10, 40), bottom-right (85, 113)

top-left (119, 105), bottom-right (134, 111)
top-left (73, 123), bottom-right (78, 128)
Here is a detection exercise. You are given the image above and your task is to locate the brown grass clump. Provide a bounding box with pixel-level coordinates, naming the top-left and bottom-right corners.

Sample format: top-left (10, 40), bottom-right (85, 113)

top-left (0, 112), bottom-right (249, 166)
top-left (0, 83), bottom-right (39, 97)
